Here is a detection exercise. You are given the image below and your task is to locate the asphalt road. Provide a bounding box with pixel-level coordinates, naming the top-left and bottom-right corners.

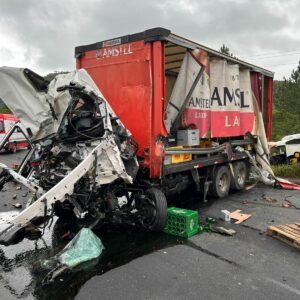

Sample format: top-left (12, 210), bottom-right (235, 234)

top-left (0, 151), bottom-right (300, 300)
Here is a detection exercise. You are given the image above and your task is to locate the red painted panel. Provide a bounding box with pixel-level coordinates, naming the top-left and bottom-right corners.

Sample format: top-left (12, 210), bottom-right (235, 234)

top-left (150, 41), bottom-right (168, 177)
top-left (250, 72), bottom-right (273, 140)
top-left (211, 111), bottom-right (254, 137)
top-left (77, 40), bottom-right (167, 178)
top-left (251, 72), bottom-right (263, 111)
top-left (77, 41), bottom-right (152, 159)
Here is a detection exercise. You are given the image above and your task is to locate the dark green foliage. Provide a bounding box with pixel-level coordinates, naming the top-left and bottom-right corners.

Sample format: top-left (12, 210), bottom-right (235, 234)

top-left (0, 105), bottom-right (11, 114)
top-left (219, 44), bottom-right (233, 57)
top-left (272, 61), bottom-right (300, 141)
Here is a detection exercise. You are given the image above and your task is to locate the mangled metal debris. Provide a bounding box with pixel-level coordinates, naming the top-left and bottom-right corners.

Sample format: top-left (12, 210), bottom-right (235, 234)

top-left (0, 67), bottom-right (152, 244)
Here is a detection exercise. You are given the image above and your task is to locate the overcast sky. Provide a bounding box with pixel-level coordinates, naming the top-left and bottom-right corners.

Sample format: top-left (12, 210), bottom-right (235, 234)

top-left (0, 0), bottom-right (299, 79)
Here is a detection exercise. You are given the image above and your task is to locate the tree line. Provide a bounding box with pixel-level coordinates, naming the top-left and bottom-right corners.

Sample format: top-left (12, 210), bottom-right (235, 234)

top-left (272, 62), bottom-right (300, 141)
top-left (219, 45), bottom-right (300, 141)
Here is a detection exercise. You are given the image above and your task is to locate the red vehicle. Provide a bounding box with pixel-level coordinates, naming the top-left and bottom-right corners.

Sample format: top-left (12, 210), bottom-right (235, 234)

top-left (75, 28), bottom-right (273, 201)
top-left (0, 114), bottom-right (29, 153)
top-left (75, 28), bottom-right (273, 197)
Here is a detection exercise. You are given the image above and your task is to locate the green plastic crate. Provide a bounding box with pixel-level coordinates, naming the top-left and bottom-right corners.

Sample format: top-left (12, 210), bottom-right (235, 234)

top-left (164, 207), bottom-right (199, 238)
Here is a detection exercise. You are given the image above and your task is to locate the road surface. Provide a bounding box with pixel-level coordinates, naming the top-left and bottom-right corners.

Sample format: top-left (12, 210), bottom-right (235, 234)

top-left (0, 151), bottom-right (300, 300)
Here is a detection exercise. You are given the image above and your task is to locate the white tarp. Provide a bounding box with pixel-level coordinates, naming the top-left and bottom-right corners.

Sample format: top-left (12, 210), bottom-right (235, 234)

top-left (0, 67), bottom-right (53, 141)
top-left (165, 52), bottom-right (202, 132)
top-left (209, 59), bottom-right (255, 137)
top-left (0, 67), bottom-right (116, 141)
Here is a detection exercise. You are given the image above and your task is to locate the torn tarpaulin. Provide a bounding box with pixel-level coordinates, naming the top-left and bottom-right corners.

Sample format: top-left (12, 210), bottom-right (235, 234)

top-left (43, 228), bottom-right (104, 284)
top-left (276, 178), bottom-right (300, 190)
top-left (58, 228), bottom-right (104, 268)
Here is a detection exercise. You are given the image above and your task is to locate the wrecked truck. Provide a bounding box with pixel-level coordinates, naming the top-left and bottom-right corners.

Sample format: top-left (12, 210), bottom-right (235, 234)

top-left (0, 67), bottom-right (165, 244)
top-left (0, 27), bottom-right (274, 244)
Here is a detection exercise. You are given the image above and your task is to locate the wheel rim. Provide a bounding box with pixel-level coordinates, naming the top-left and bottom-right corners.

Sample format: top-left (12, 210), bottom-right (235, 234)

top-left (139, 195), bottom-right (156, 227)
top-left (236, 163), bottom-right (246, 186)
top-left (218, 172), bottom-right (229, 192)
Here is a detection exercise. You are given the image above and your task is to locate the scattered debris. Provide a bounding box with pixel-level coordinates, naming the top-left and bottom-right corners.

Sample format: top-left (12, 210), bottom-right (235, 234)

top-left (221, 210), bottom-right (231, 222)
top-left (276, 178), bottom-right (300, 190)
top-left (206, 217), bottom-right (217, 224)
top-left (16, 186), bottom-right (21, 190)
top-left (282, 203), bottom-right (291, 208)
top-left (22, 192), bottom-right (28, 197)
top-left (12, 194), bottom-right (17, 199)
top-left (284, 197), bottom-right (300, 210)
top-left (267, 223), bottom-right (300, 250)
top-left (13, 203), bottom-right (22, 209)
top-left (229, 210), bottom-right (252, 224)
top-left (262, 194), bottom-right (277, 203)
top-left (197, 217), bottom-right (217, 233)
top-left (211, 226), bottom-right (236, 236)
top-left (43, 228), bottom-right (104, 284)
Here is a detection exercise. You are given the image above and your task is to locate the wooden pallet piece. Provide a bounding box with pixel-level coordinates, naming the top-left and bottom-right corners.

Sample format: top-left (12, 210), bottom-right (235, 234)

top-left (267, 224), bottom-right (300, 250)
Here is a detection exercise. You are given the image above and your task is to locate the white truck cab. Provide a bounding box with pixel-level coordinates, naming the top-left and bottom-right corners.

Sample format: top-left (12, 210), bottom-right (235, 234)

top-left (270, 134), bottom-right (300, 164)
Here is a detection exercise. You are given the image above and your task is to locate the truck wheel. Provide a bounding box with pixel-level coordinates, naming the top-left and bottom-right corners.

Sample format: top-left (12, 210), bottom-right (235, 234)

top-left (10, 143), bottom-right (17, 154)
top-left (210, 165), bottom-right (231, 198)
top-left (230, 161), bottom-right (248, 190)
top-left (139, 188), bottom-right (167, 232)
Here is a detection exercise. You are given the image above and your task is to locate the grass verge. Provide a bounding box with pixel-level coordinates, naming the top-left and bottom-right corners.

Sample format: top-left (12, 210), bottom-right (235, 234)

top-left (272, 163), bottom-right (300, 179)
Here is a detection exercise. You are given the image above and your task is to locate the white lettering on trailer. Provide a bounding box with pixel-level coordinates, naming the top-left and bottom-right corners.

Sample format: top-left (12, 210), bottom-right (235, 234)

top-left (194, 112), bottom-right (207, 119)
top-left (225, 115), bottom-right (240, 127)
top-left (96, 44), bottom-right (133, 59)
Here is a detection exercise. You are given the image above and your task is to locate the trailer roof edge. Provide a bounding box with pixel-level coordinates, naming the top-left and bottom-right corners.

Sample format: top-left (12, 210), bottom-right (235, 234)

top-left (75, 27), bottom-right (274, 78)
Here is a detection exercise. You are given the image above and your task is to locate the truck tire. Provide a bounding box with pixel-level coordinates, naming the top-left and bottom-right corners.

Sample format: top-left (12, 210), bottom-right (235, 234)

top-left (230, 161), bottom-right (248, 190)
top-left (140, 188), bottom-right (167, 232)
top-left (210, 165), bottom-right (231, 198)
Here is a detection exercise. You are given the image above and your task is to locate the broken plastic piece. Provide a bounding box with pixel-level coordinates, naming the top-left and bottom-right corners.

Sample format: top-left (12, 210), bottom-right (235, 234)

top-left (221, 210), bottom-right (231, 222)
top-left (57, 228), bottom-right (104, 268)
top-left (212, 226), bottom-right (236, 236)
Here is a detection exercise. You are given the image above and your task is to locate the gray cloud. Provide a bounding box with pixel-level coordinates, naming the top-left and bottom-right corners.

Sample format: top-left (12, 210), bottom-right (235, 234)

top-left (0, 0), bottom-right (299, 78)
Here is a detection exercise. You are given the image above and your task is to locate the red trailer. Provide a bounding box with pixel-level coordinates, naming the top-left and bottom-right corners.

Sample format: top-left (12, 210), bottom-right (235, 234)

top-left (75, 28), bottom-right (273, 197)
top-left (75, 28), bottom-right (273, 201)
